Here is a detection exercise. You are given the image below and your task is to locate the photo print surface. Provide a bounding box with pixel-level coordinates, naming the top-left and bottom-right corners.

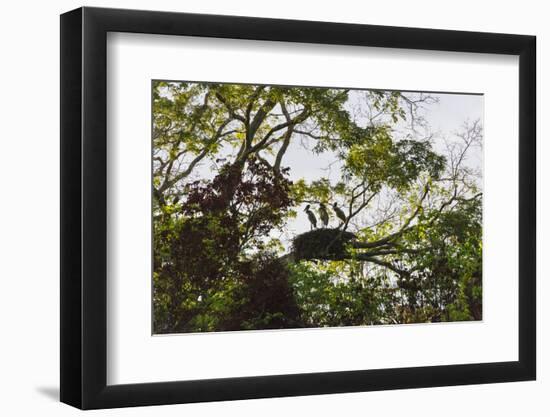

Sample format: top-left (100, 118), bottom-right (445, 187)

top-left (152, 81), bottom-right (483, 334)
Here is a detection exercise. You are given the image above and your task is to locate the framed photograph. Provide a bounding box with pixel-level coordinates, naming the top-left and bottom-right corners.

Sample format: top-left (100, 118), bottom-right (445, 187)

top-left (60, 6), bottom-right (536, 409)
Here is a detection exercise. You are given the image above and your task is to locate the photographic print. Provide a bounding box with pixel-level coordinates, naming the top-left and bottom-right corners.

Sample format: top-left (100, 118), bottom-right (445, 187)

top-left (152, 81), bottom-right (483, 334)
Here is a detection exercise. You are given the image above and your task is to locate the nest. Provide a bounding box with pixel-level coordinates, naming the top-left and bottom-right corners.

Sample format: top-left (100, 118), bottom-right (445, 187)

top-left (292, 228), bottom-right (356, 261)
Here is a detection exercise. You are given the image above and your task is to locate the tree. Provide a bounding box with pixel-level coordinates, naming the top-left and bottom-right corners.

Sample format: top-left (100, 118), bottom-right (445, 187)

top-left (152, 81), bottom-right (483, 332)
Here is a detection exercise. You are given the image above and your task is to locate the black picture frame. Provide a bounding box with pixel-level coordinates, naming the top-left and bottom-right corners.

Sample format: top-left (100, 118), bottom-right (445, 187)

top-left (60, 6), bottom-right (536, 410)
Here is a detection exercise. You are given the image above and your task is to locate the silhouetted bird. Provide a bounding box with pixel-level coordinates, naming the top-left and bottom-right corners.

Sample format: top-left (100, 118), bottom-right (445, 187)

top-left (304, 204), bottom-right (317, 229)
top-left (318, 203), bottom-right (329, 228)
top-left (332, 202), bottom-right (347, 224)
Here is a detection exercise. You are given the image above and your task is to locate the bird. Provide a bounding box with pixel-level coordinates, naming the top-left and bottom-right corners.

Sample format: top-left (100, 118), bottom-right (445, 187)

top-left (318, 203), bottom-right (329, 228)
top-left (304, 204), bottom-right (317, 230)
top-left (332, 202), bottom-right (347, 225)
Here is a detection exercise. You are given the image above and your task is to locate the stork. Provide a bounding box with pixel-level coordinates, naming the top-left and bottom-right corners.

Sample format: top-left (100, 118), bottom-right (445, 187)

top-left (304, 204), bottom-right (317, 230)
top-left (318, 203), bottom-right (329, 228)
top-left (332, 202), bottom-right (347, 226)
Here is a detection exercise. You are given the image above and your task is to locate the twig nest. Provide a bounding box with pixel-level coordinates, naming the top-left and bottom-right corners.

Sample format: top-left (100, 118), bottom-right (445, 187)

top-left (293, 228), bottom-right (356, 261)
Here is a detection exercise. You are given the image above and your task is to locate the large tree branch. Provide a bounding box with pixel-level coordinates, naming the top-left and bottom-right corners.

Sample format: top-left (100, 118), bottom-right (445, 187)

top-left (249, 108), bottom-right (309, 154)
top-left (359, 256), bottom-right (410, 276)
top-left (352, 185), bottom-right (430, 249)
top-left (157, 119), bottom-right (233, 193)
top-left (357, 247), bottom-right (426, 257)
top-left (274, 102), bottom-right (294, 172)
top-left (245, 86), bottom-right (266, 123)
top-left (214, 92), bottom-right (246, 123)
top-left (248, 99), bottom-right (277, 145)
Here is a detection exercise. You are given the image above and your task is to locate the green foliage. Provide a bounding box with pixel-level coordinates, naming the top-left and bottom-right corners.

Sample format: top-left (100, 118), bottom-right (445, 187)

top-left (288, 261), bottom-right (395, 327)
top-left (396, 197), bottom-right (483, 323)
top-left (344, 130), bottom-right (445, 191)
top-left (152, 81), bottom-right (483, 333)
